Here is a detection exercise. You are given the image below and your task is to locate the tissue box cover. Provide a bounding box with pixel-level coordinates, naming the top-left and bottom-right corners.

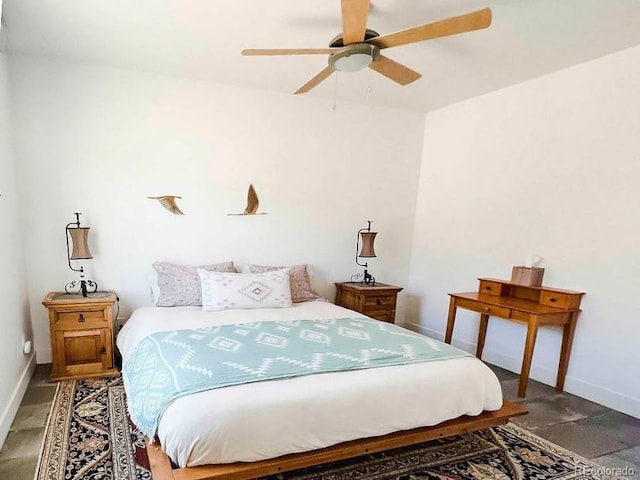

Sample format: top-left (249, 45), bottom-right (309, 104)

top-left (511, 266), bottom-right (545, 287)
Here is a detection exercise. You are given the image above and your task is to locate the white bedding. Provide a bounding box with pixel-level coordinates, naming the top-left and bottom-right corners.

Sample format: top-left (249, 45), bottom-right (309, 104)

top-left (117, 301), bottom-right (502, 467)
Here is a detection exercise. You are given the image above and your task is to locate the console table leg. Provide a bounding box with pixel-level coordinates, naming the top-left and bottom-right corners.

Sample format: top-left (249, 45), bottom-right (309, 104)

top-left (476, 314), bottom-right (489, 359)
top-left (444, 298), bottom-right (457, 344)
top-left (556, 312), bottom-right (578, 392)
top-left (519, 320), bottom-right (540, 397)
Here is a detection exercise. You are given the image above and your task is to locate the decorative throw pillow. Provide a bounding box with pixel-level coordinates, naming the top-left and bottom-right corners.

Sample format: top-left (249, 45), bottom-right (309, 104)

top-left (152, 261), bottom-right (236, 307)
top-left (248, 264), bottom-right (321, 303)
top-left (199, 269), bottom-right (292, 311)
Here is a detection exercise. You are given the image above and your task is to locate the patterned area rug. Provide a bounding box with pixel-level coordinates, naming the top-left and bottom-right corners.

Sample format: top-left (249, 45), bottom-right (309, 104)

top-left (36, 377), bottom-right (613, 480)
top-left (36, 377), bottom-right (150, 480)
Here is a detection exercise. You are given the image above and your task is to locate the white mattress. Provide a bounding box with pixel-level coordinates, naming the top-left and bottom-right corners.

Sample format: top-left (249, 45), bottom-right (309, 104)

top-left (117, 301), bottom-right (503, 467)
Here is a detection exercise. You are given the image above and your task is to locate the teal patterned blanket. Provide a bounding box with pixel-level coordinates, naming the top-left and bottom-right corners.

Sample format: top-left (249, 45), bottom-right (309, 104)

top-left (123, 317), bottom-right (470, 437)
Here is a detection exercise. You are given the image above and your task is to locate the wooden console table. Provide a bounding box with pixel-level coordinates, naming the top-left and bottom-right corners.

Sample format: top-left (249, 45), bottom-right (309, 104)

top-left (445, 278), bottom-right (584, 397)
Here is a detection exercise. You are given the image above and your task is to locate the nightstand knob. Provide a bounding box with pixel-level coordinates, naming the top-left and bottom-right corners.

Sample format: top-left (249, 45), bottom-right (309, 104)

top-left (100, 347), bottom-right (107, 355)
top-left (376, 298), bottom-right (382, 305)
top-left (483, 307), bottom-right (490, 311)
top-left (78, 314), bottom-right (86, 323)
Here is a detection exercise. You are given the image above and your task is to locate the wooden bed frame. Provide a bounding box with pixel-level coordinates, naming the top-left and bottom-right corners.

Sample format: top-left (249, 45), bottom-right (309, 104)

top-left (146, 401), bottom-right (527, 480)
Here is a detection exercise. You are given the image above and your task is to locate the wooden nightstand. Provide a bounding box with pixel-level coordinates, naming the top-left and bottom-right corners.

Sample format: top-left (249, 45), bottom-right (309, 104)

top-left (42, 292), bottom-right (119, 382)
top-left (335, 282), bottom-right (403, 323)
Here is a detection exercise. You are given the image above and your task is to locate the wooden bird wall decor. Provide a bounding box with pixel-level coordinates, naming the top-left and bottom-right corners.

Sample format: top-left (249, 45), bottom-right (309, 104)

top-left (148, 195), bottom-right (184, 215)
top-left (228, 184), bottom-right (267, 216)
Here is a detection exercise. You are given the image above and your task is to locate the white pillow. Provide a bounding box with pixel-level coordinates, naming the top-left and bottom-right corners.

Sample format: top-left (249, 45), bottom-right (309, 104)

top-left (198, 269), bottom-right (292, 311)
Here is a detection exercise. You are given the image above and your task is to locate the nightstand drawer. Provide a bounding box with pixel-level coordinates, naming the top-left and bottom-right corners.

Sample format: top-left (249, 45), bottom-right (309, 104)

top-left (365, 310), bottom-right (395, 323)
top-left (363, 295), bottom-right (396, 308)
top-left (55, 310), bottom-right (107, 329)
top-left (334, 282), bottom-right (403, 324)
top-left (456, 298), bottom-right (510, 318)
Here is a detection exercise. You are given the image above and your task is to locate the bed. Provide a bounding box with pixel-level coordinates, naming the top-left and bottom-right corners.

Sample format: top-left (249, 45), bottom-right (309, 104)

top-left (117, 300), bottom-right (525, 479)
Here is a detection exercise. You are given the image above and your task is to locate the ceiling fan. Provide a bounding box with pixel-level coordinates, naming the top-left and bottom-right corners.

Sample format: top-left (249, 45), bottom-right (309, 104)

top-left (242, 0), bottom-right (492, 94)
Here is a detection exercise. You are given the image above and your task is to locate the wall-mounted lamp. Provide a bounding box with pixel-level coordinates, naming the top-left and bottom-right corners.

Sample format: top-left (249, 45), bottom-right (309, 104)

top-left (65, 212), bottom-right (97, 297)
top-left (354, 220), bottom-right (377, 286)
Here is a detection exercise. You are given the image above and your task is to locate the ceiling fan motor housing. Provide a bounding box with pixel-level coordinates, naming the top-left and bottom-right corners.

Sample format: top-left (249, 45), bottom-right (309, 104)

top-left (329, 43), bottom-right (381, 72)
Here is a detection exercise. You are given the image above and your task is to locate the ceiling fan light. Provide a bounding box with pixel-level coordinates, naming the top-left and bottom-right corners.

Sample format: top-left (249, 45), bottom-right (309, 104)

top-left (329, 44), bottom-right (380, 73)
top-left (334, 53), bottom-right (372, 72)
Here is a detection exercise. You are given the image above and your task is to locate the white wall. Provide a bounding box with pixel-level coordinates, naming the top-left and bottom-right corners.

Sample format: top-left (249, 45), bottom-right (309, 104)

top-left (407, 45), bottom-right (640, 417)
top-left (9, 55), bottom-right (425, 363)
top-left (0, 52), bottom-right (34, 449)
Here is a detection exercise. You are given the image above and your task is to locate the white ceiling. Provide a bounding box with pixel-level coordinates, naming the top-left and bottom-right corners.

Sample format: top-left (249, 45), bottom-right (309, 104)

top-left (3, 0), bottom-right (640, 112)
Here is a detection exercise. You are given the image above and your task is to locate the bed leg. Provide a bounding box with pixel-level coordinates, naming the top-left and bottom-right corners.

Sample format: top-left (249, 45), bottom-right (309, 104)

top-left (145, 436), bottom-right (176, 480)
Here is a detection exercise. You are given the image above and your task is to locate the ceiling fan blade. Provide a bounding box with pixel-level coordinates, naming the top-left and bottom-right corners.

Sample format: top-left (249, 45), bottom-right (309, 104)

top-left (370, 55), bottom-right (421, 86)
top-left (341, 0), bottom-right (370, 44)
top-left (294, 66), bottom-right (336, 95)
top-left (242, 48), bottom-right (335, 56)
top-left (368, 8), bottom-right (492, 49)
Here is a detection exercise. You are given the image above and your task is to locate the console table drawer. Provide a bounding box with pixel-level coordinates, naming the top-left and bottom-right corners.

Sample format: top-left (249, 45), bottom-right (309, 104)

top-left (456, 298), bottom-right (510, 318)
top-left (540, 291), bottom-right (572, 309)
top-left (478, 280), bottom-right (502, 296)
top-left (510, 309), bottom-right (532, 323)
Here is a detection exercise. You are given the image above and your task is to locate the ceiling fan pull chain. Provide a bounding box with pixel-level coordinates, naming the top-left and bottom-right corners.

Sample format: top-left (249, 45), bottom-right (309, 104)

top-left (366, 44), bottom-right (374, 98)
top-left (332, 71), bottom-right (339, 111)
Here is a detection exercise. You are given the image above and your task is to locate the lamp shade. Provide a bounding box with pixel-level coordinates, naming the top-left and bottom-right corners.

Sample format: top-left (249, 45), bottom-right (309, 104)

top-left (358, 231), bottom-right (377, 258)
top-left (69, 227), bottom-right (93, 259)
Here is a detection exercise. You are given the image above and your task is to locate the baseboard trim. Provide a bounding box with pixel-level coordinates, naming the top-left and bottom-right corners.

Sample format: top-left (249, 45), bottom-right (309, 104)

top-left (0, 353), bottom-right (36, 449)
top-left (405, 322), bottom-right (640, 419)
